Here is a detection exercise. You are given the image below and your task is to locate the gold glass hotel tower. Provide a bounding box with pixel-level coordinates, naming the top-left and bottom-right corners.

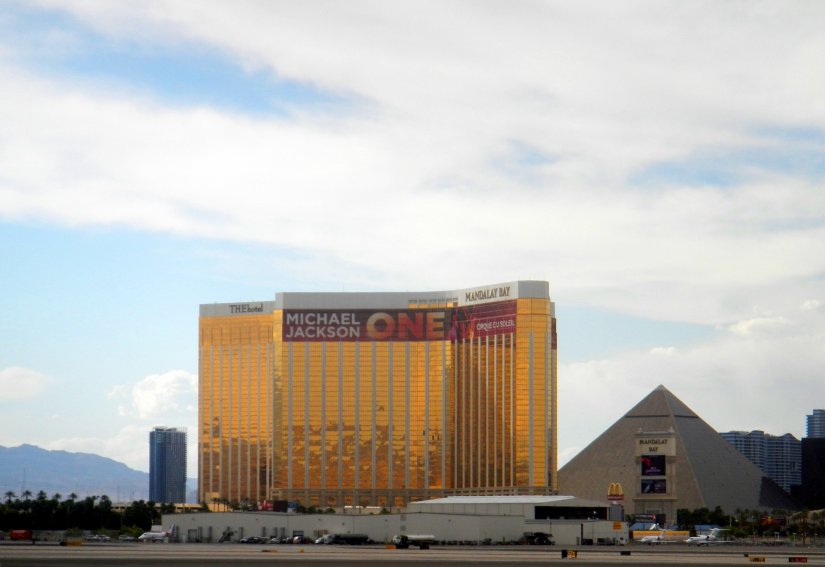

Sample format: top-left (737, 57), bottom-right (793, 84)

top-left (199, 281), bottom-right (557, 508)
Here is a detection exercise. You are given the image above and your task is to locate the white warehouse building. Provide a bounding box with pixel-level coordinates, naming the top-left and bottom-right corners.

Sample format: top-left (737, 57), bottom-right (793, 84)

top-left (163, 495), bottom-right (627, 547)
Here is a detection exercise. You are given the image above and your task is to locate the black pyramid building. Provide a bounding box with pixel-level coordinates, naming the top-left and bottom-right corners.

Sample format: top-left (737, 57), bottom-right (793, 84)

top-left (558, 385), bottom-right (799, 522)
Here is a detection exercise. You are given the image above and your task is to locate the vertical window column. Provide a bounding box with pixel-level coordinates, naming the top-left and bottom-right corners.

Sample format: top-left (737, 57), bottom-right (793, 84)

top-left (304, 343), bottom-right (310, 490)
top-left (371, 343), bottom-right (377, 492)
top-left (321, 343), bottom-right (327, 494)
top-left (424, 342), bottom-right (430, 490)
top-left (287, 343), bottom-right (294, 490)
top-left (509, 332), bottom-right (515, 487)
top-left (354, 343), bottom-right (360, 499)
top-left (338, 344), bottom-right (344, 496)
top-left (442, 340), bottom-right (448, 490)
top-left (493, 335), bottom-right (498, 488)
top-left (226, 344), bottom-right (233, 501)
top-left (485, 335), bottom-right (490, 490)
top-left (528, 331), bottom-right (535, 487)
top-left (387, 343), bottom-right (393, 492)
top-left (404, 342), bottom-right (411, 489)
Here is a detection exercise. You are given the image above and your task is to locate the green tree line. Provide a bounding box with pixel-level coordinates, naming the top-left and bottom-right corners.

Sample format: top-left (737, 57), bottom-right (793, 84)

top-left (1, 489), bottom-right (173, 533)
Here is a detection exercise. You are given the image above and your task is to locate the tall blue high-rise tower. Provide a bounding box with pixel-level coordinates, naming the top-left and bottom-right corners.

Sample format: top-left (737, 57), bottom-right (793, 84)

top-left (793, 409), bottom-right (825, 509)
top-left (150, 426), bottom-right (187, 503)
top-left (807, 409), bottom-right (825, 439)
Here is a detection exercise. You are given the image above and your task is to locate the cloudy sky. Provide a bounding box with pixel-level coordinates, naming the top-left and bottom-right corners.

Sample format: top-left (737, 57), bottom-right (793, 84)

top-left (1, 1), bottom-right (823, 487)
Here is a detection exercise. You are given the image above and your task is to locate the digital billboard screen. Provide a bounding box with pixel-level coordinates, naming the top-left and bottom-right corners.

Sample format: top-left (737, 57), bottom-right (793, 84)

top-left (641, 455), bottom-right (666, 476)
top-left (641, 480), bottom-right (666, 494)
top-left (282, 300), bottom-right (517, 342)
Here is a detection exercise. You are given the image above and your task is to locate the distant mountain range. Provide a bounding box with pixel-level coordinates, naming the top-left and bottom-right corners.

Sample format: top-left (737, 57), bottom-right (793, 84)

top-left (0, 444), bottom-right (196, 503)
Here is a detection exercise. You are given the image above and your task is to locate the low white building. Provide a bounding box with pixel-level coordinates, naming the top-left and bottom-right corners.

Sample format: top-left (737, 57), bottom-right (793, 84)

top-left (163, 495), bottom-right (627, 546)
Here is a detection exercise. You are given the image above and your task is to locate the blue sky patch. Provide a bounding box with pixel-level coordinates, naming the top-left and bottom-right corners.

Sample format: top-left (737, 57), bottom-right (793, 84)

top-left (3, 3), bottom-right (350, 116)
top-left (491, 140), bottom-right (557, 184)
top-left (632, 141), bottom-right (825, 189)
top-left (753, 125), bottom-right (825, 147)
top-left (557, 303), bottom-right (715, 363)
top-left (633, 158), bottom-right (742, 188)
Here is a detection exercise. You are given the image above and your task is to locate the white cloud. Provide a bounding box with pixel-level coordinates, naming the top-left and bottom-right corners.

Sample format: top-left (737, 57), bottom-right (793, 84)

top-left (0, 2), bottom-right (823, 329)
top-left (649, 347), bottom-right (676, 356)
top-left (0, 56), bottom-right (821, 326)
top-left (727, 315), bottom-right (793, 337)
top-left (802, 299), bottom-right (822, 312)
top-left (107, 384), bottom-right (129, 400)
top-left (0, 367), bottom-right (50, 401)
top-left (111, 370), bottom-right (197, 420)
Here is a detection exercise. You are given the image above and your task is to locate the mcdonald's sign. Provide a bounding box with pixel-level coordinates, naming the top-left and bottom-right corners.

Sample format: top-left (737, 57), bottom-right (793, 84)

top-left (607, 482), bottom-right (624, 501)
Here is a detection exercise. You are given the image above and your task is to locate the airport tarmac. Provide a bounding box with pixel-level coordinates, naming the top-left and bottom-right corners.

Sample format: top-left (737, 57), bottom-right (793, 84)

top-left (2, 543), bottom-right (825, 567)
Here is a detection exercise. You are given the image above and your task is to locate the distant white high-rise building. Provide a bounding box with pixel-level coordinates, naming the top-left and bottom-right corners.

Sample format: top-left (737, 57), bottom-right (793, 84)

top-left (806, 409), bottom-right (825, 439)
top-left (720, 430), bottom-right (800, 493)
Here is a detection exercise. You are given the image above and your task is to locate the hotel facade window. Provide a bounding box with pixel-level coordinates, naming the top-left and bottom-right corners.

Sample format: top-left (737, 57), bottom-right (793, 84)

top-left (199, 281), bottom-right (557, 508)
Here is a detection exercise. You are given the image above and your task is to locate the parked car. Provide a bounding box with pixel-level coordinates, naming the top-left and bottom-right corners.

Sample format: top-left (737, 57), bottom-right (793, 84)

top-left (239, 536), bottom-right (265, 544)
top-left (392, 534), bottom-right (436, 549)
top-left (520, 532), bottom-right (554, 545)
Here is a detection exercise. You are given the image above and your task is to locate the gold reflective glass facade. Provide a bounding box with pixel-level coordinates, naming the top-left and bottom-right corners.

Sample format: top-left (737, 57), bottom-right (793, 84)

top-left (199, 303), bottom-right (276, 507)
top-left (199, 282), bottom-right (557, 508)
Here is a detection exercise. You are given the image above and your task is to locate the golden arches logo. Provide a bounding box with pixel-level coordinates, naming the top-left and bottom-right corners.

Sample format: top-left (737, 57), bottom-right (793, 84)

top-left (607, 482), bottom-right (624, 500)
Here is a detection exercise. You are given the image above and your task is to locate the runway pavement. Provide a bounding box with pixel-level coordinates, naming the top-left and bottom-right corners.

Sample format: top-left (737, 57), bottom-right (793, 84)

top-left (2, 542), bottom-right (825, 567)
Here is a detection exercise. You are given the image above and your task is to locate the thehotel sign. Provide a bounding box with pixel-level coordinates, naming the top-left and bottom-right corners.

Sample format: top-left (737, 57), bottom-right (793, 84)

top-left (283, 300), bottom-right (517, 342)
top-left (229, 303), bottom-right (265, 314)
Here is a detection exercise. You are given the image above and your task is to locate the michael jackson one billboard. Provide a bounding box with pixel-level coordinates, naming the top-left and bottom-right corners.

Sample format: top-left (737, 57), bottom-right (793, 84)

top-left (282, 300), bottom-right (516, 342)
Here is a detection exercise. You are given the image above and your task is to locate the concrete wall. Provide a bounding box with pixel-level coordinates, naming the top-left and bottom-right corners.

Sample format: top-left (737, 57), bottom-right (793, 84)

top-left (543, 521), bottom-right (627, 546)
top-left (164, 511), bottom-right (627, 547)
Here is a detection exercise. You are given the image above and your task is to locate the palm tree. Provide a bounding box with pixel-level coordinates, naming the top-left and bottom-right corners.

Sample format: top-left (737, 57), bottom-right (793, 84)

top-left (4, 490), bottom-right (15, 503)
top-left (22, 489), bottom-right (32, 501)
top-left (813, 511), bottom-right (823, 545)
